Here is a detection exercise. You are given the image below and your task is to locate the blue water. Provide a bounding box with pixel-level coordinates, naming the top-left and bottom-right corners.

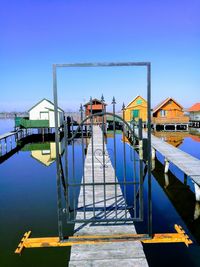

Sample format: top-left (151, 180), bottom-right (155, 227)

top-left (106, 132), bottom-right (200, 267)
top-left (1, 119), bottom-right (200, 266)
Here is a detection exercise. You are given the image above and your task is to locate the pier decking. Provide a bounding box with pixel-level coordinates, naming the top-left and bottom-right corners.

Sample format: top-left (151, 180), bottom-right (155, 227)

top-left (0, 131), bottom-right (18, 141)
top-left (69, 126), bottom-right (148, 267)
top-left (141, 131), bottom-right (200, 186)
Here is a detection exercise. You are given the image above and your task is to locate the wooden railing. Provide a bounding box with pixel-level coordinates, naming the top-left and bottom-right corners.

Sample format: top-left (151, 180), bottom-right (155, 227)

top-left (152, 116), bottom-right (189, 124)
top-left (15, 117), bottom-right (49, 128)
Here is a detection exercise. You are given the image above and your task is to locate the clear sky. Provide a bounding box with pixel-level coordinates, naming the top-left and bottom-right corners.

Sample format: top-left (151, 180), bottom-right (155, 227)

top-left (0, 0), bottom-right (199, 112)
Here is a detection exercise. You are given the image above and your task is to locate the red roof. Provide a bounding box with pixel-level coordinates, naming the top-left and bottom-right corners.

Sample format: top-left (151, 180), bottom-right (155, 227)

top-left (188, 103), bottom-right (200, 112)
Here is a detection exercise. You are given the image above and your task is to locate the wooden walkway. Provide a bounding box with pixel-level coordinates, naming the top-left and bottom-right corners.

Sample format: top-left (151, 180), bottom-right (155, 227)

top-left (69, 126), bottom-right (148, 267)
top-left (141, 131), bottom-right (200, 186)
top-left (0, 131), bottom-right (17, 141)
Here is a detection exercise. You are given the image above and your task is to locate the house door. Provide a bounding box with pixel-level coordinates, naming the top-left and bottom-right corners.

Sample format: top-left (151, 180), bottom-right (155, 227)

top-left (132, 109), bottom-right (139, 119)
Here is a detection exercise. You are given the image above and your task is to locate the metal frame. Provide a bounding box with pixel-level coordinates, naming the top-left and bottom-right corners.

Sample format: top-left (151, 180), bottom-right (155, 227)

top-left (15, 224), bottom-right (192, 254)
top-left (53, 62), bottom-right (152, 240)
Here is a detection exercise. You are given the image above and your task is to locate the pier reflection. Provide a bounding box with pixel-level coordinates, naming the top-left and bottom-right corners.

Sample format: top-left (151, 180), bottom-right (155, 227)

top-left (152, 158), bottom-right (200, 244)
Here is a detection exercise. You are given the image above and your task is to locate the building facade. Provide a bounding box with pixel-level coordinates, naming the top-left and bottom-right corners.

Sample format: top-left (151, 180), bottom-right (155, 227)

top-left (84, 98), bottom-right (106, 123)
top-left (152, 97), bottom-right (189, 131)
top-left (124, 95), bottom-right (147, 123)
top-left (15, 98), bottom-right (64, 129)
top-left (188, 103), bottom-right (200, 128)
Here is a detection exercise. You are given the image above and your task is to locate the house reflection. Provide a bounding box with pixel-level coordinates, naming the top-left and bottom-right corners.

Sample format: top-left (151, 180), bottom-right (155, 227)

top-left (22, 138), bottom-right (65, 166)
top-left (153, 131), bottom-right (189, 147)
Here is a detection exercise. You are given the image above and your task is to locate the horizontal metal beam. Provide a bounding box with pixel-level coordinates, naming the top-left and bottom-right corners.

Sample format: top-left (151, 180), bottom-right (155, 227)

top-left (54, 62), bottom-right (150, 68)
top-left (15, 225), bottom-right (192, 255)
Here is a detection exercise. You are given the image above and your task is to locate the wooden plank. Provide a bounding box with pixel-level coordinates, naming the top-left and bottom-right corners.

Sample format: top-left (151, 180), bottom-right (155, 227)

top-left (0, 131), bottom-right (17, 140)
top-left (140, 131), bottom-right (200, 186)
top-left (69, 126), bottom-right (148, 267)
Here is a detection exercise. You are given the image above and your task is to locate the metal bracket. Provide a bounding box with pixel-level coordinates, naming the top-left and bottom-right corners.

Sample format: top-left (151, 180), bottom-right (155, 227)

top-left (15, 224), bottom-right (192, 255)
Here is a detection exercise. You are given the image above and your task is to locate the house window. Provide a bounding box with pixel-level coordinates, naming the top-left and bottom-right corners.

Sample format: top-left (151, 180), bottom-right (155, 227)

top-left (136, 99), bottom-right (142, 105)
top-left (40, 112), bottom-right (49, 120)
top-left (160, 110), bottom-right (166, 117)
top-left (132, 109), bottom-right (139, 118)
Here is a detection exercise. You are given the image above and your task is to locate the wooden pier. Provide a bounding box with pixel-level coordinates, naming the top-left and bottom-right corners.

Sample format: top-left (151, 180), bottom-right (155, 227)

top-left (0, 130), bottom-right (28, 158)
top-left (0, 131), bottom-right (18, 141)
top-left (69, 126), bottom-right (148, 267)
top-left (141, 131), bottom-right (200, 187)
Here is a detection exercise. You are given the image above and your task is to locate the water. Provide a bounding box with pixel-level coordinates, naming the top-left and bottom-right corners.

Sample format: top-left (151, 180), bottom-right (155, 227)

top-left (1, 120), bottom-right (200, 266)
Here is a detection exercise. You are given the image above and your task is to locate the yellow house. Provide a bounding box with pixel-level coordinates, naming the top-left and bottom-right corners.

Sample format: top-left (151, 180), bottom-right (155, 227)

top-left (124, 95), bottom-right (147, 123)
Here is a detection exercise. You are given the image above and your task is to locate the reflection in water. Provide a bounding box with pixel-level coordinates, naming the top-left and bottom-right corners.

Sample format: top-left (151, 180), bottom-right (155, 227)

top-left (120, 130), bottom-right (200, 244)
top-left (152, 158), bottom-right (200, 244)
top-left (153, 130), bottom-right (200, 148)
top-left (153, 131), bottom-right (189, 147)
top-left (22, 138), bottom-right (65, 166)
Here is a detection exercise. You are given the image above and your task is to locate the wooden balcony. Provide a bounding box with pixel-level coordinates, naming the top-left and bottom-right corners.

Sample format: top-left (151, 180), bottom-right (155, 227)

top-left (152, 116), bottom-right (189, 125)
top-left (15, 117), bottom-right (49, 128)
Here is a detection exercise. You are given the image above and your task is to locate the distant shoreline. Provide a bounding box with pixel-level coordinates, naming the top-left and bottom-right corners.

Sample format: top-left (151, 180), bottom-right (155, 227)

top-left (0, 112), bottom-right (28, 119)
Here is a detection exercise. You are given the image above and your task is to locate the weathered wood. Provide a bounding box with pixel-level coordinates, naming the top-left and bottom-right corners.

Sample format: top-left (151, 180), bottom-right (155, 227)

top-left (0, 131), bottom-right (18, 141)
top-left (138, 130), bottom-right (200, 186)
top-left (151, 134), bottom-right (200, 185)
top-left (69, 126), bottom-right (148, 267)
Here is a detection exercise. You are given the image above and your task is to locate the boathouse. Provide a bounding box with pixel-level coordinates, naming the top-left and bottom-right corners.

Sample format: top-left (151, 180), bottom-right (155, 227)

top-left (15, 98), bottom-right (64, 129)
top-left (124, 95), bottom-right (147, 123)
top-left (152, 97), bottom-right (189, 131)
top-left (84, 98), bottom-right (106, 123)
top-left (188, 103), bottom-right (200, 128)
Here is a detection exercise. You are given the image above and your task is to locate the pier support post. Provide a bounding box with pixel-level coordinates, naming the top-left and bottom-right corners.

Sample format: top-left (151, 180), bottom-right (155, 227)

top-left (10, 137), bottom-right (12, 149)
top-left (194, 182), bottom-right (200, 202)
top-left (164, 158), bottom-right (169, 173)
top-left (194, 202), bottom-right (200, 220)
top-left (164, 173), bottom-right (169, 188)
top-left (4, 139), bottom-right (7, 153)
top-left (151, 148), bottom-right (156, 160)
top-left (151, 148), bottom-right (156, 170)
top-left (151, 159), bottom-right (155, 171)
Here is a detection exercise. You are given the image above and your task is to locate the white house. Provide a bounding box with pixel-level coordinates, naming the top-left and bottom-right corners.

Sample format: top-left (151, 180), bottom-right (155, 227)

top-left (188, 103), bottom-right (200, 121)
top-left (29, 98), bottom-right (64, 128)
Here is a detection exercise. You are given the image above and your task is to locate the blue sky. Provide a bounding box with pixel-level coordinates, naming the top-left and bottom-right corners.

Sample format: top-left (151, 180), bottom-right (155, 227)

top-left (0, 0), bottom-right (199, 111)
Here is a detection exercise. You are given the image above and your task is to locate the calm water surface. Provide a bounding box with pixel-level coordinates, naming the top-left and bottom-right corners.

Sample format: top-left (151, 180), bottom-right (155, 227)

top-left (1, 120), bottom-right (200, 267)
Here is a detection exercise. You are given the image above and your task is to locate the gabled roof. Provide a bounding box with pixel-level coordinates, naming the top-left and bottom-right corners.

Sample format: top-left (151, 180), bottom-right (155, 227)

top-left (84, 98), bottom-right (107, 106)
top-left (28, 98), bottom-right (64, 112)
top-left (153, 97), bottom-right (183, 114)
top-left (125, 95), bottom-right (147, 109)
top-left (188, 103), bottom-right (200, 112)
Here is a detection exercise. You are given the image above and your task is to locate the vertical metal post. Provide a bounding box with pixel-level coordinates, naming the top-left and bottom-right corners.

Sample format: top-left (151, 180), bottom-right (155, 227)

top-left (138, 118), bottom-right (143, 220)
top-left (112, 97), bottom-right (118, 219)
top-left (147, 63), bottom-right (152, 237)
top-left (71, 117), bottom-right (76, 215)
top-left (64, 116), bottom-right (69, 218)
top-left (53, 64), bottom-right (64, 241)
top-left (101, 95), bottom-right (106, 218)
top-left (90, 97), bottom-right (96, 218)
top-left (80, 104), bottom-right (86, 220)
top-left (122, 103), bottom-right (127, 219)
